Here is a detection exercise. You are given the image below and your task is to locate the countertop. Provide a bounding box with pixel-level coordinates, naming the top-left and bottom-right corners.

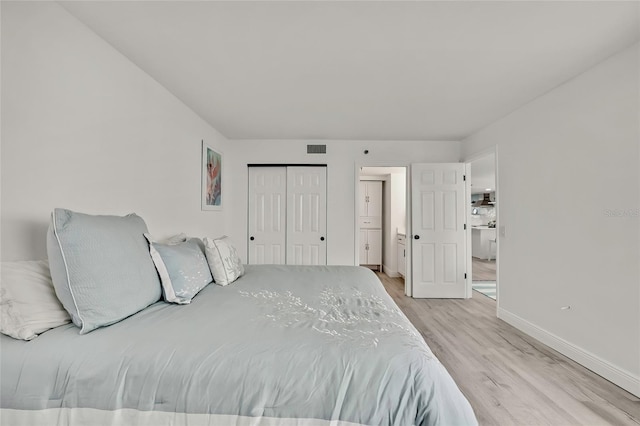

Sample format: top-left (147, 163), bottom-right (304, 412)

top-left (471, 225), bottom-right (496, 230)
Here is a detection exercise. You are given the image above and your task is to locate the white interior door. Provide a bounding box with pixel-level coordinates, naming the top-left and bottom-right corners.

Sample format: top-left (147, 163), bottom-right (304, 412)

top-left (248, 167), bottom-right (286, 264)
top-left (411, 163), bottom-right (467, 298)
top-left (286, 167), bottom-right (327, 265)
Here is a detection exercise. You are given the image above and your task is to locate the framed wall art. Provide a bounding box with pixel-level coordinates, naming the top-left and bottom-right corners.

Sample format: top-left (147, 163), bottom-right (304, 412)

top-left (202, 140), bottom-right (222, 210)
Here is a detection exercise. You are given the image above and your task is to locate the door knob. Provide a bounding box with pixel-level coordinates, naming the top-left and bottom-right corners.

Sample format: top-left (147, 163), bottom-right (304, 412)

top-left (320, 237), bottom-right (325, 241)
top-left (250, 236), bottom-right (255, 241)
top-left (414, 235), bottom-right (420, 239)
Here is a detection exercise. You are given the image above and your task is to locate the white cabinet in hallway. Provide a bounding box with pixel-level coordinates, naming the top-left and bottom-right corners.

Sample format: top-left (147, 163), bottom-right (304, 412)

top-left (359, 181), bottom-right (382, 218)
top-left (359, 180), bottom-right (382, 270)
top-left (360, 229), bottom-right (382, 267)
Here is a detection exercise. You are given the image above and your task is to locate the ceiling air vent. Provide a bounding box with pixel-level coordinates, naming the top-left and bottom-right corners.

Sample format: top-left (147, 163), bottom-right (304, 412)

top-left (307, 144), bottom-right (327, 154)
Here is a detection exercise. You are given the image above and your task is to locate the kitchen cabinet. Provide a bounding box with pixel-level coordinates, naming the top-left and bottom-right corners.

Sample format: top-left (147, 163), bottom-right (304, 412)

top-left (472, 226), bottom-right (497, 260)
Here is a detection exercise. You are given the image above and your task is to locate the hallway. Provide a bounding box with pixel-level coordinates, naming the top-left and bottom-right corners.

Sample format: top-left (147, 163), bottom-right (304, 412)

top-left (472, 257), bottom-right (496, 281)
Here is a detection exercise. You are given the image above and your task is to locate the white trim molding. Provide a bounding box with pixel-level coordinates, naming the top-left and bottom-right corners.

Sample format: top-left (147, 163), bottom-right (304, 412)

top-left (498, 307), bottom-right (640, 398)
top-left (382, 265), bottom-right (400, 278)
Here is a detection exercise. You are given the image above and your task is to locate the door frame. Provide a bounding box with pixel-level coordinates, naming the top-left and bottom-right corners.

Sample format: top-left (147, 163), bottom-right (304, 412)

top-left (464, 146), bottom-right (500, 313)
top-left (354, 162), bottom-right (412, 297)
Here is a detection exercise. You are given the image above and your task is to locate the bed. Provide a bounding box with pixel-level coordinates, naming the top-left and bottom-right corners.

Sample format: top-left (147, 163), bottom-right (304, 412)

top-left (1, 264), bottom-right (477, 425)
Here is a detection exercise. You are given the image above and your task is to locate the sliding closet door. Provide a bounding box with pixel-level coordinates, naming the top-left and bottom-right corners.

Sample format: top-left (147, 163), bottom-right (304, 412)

top-left (286, 167), bottom-right (327, 265)
top-left (248, 167), bottom-right (287, 264)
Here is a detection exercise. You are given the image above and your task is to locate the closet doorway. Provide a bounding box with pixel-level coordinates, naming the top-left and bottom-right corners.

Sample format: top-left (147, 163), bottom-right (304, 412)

top-left (356, 166), bottom-right (408, 286)
top-left (248, 165), bottom-right (327, 265)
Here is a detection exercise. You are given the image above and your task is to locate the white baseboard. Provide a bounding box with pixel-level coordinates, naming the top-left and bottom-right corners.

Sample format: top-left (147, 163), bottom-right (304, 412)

top-left (498, 307), bottom-right (640, 398)
top-left (382, 265), bottom-right (399, 278)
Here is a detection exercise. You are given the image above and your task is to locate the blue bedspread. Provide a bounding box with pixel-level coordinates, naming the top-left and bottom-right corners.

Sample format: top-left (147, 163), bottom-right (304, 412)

top-left (1, 265), bottom-right (477, 425)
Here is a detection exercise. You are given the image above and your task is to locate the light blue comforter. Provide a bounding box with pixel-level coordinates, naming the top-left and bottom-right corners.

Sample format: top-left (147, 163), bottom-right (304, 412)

top-left (1, 265), bottom-right (477, 425)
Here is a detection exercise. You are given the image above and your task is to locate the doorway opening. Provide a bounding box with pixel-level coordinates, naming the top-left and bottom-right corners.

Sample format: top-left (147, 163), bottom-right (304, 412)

top-left (356, 166), bottom-right (409, 294)
top-left (468, 153), bottom-right (497, 302)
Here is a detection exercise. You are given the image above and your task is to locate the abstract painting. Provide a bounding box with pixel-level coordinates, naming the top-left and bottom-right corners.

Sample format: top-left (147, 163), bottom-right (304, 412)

top-left (202, 141), bottom-right (222, 210)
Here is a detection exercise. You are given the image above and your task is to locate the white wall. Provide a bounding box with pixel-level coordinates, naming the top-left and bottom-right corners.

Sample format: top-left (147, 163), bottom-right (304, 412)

top-left (463, 43), bottom-right (640, 395)
top-left (226, 140), bottom-right (460, 265)
top-left (382, 172), bottom-right (406, 276)
top-left (383, 178), bottom-right (393, 272)
top-left (391, 172), bottom-right (407, 235)
top-left (1, 2), bottom-right (229, 261)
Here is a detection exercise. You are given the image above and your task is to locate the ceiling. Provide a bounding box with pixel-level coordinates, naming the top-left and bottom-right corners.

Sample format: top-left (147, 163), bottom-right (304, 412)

top-left (60, 1), bottom-right (639, 141)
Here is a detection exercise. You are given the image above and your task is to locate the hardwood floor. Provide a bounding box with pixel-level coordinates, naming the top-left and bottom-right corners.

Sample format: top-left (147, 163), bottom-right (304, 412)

top-left (377, 272), bottom-right (640, 425)
top-left (473, 257), bottom-right (496, 281)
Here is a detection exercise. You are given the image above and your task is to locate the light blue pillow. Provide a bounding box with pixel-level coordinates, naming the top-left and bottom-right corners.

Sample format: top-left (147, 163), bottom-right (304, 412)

top-left (46, 209), bottom-right (162, 334)
top-left (144, 235), bottom-right (213, 304)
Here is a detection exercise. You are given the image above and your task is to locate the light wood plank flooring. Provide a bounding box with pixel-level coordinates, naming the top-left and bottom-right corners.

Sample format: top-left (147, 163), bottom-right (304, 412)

top-left (473, 257), bottom-right (496, 281)
top-left (377, 272), bottom-right (640, 425)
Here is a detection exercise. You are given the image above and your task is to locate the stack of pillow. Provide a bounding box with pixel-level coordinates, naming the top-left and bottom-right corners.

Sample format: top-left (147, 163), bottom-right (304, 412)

top-left (0, 208), bottom-right (244, 340)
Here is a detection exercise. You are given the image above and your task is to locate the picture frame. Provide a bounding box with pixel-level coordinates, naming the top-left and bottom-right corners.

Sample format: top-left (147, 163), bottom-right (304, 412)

top-left (201, 141), bottom-right (222, 211)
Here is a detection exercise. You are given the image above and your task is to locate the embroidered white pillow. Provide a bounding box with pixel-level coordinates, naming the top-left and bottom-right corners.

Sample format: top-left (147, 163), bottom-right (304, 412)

top-left (0, 260), bottom-right (71, 340)
top-left (145, 235), bottom-right (213, 304)
top-left (203, 236), bottom-right (244, 286)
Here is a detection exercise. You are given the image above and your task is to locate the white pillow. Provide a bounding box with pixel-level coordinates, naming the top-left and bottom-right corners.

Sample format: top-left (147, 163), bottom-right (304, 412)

top-left (0, 260), bottom-right (71, 340)
top-left (203, 236), bottom-right (244, 286)
top-left (0, 286), bottom-right (35, 340)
